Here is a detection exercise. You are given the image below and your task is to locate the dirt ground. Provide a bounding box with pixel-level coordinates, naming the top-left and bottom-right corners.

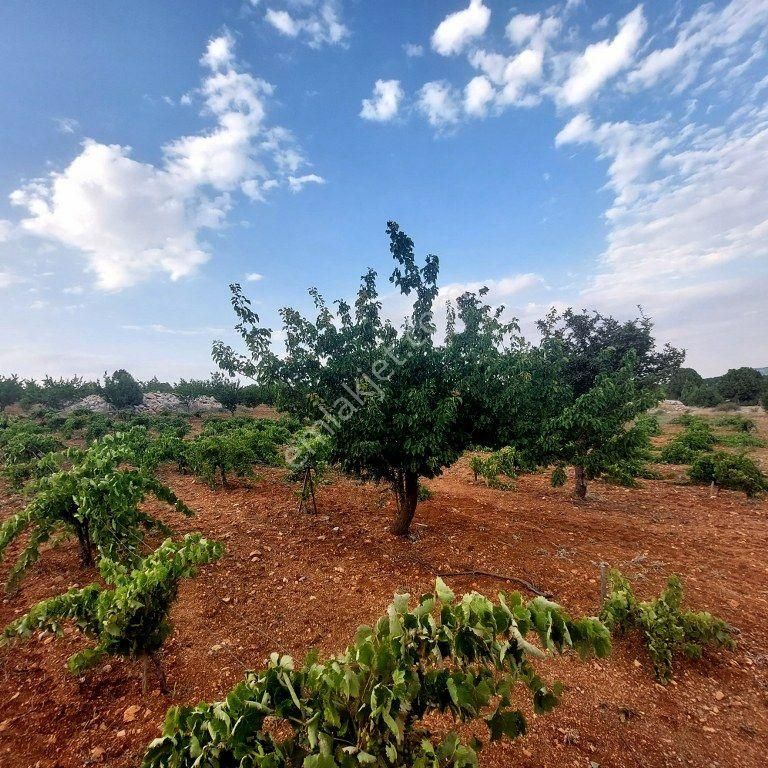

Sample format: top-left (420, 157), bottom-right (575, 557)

top-left (1, 405), bottom-right (767, 767)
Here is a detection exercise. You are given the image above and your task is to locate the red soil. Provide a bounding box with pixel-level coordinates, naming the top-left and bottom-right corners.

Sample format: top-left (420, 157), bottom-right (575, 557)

top-left (1, 411), bottom-right (767, 768)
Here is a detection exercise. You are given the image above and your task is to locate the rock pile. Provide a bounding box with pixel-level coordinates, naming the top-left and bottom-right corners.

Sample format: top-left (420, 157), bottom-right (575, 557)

top-left (62, 391), bottom-right (223, 414)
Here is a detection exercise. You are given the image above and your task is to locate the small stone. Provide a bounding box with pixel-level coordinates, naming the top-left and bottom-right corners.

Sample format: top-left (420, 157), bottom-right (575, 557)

top-left (714, 690), bottom-right (725, 701)
top-left (90, 747), bottom-right (105, 759)
top-left (123, 705), bottom-right (140, 723)
top-left (116, 730), bottom-right (127, 738)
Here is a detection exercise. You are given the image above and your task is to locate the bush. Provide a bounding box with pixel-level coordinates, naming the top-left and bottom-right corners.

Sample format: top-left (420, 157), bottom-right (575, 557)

top-left (103, 369), bottom-right (144, 410)
top-left (717, 367), bottom-right (764, 405)
top-left (470, 446), bottom-right (523, 488)
top-left (689, 452), bottom-right (767, 497)
top-left (635, 413), bottom-right (661, 437)
top-left (680, 384), bottom-right (722, 407)
top-left (2, 534), bottom-right (222, 690)
top-left (142, 579), bottom-right (610, 767)
top-left (717, 433), bottom-right (765, 449)
top-left (601, 571), bottom-right (734, 683)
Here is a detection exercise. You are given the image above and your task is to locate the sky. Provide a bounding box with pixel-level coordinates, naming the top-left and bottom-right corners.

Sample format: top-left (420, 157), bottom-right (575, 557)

top-left (1, 0), bottom-right (767, 380)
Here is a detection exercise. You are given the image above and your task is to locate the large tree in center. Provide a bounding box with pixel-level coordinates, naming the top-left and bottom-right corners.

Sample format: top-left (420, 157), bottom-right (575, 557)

top-left (213, 222), bottom-right (470, 536)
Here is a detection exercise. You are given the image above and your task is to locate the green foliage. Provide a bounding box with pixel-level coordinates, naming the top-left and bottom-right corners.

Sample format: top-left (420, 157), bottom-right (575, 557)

top-left (689, 452), bottom-right (767, 497)
top-left (469, 446), bottom-right (522, 489)
top-left (540, 356), bottom-right (658, 495)
top-left (185, 421), bottom-right (288, 488)
top-left (601, 571), bottom-right (734, 683)
top-left (213, 222), bottom-right (473, 536)
top-left (103, 369), bottom-right (144, 410)
top-left (20, 376), bottom-right (100, 410)
top-left (0, 419), bottom-right (64, 488)
top-left (0, 429), bottom-right (193, 590)
top-left (286, 426), bottom-right (334, 479)
top-left (666, 367), bottom-right (703, 400)
top-left (680, 384), bottom-right (722, 407)
top-left (2, 534), bottom-right (222, 678)
top-left (142, 579), bottom-right (610, 768)
top-left (716, 433), bottom-right (765, 449)
top-left (635, 413), bottom-right (661, 437)
top-left (0, 375), bottom-right (24, 411)
top-left (659, 419), bottom-right (716, 464)
top-left (716, 367), bottom-right (765, 405)
top-left (713, 415), bottom-right (756, 432)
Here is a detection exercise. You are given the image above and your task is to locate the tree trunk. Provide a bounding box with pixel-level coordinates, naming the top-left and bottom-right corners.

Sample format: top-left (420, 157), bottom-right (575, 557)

top-left (75, 521), bottom-right (93, 567)
top-left (391, 469), bottom-right (419, 537)
top-left (148, 651), bottom-right (170, 695)
top-left (574, 465), bottom-right (588, 500)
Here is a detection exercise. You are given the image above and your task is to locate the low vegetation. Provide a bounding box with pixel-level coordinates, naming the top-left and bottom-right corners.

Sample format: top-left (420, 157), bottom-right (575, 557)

top-left (142, 579), bottom-right (611, 767)
top-left (600, 571), bottom-right (734, 683)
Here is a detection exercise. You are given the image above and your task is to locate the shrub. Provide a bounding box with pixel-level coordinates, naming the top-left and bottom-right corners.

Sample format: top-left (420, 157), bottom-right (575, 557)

top-left (635, 413), bottom-right (662, 437)
top-left (717, 367), bottom-right (764, 405)
top-left (0, 430), bottom-right (193, 590)
top-left (103, 369), bottom-right (144, 410)
top-left (0, 420), bottom-right (64, 488)
top-left (185, 428), bottom-right (277, 488)
top-left (689, 452), bottom-right (767, 497)
top-left (601, 571), bottom-right (734, 683)
top-left (717, 433), bottom-right (765, 449)
top-left (714, 415), bottom-right (756, 432)
top-left (659, 420), bottom-right (716, 464)
top-left (142, 579), bottom-right (611, 767)
top-left (470, 446), bottom-right (523, 488)
top-left (680, 384), bottom-right (722, 407)
top-left (2, 534), bottom-right (222, 690)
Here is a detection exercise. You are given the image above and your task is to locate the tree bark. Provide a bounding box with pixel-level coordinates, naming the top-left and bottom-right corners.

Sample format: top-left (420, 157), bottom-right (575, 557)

top-left (574, 465), bottom-right (588, 500)
top-left (391, 469), bottom-right (419, 537)
top-left (75, 521), bottom-right (93, 567)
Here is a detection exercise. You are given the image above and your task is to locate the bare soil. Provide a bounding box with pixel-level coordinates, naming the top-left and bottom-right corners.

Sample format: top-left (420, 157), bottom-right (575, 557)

top-left (1, 405), bottom-right (767, 768)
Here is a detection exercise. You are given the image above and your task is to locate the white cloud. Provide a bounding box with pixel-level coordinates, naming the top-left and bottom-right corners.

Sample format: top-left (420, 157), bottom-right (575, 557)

top-left (360, 79), bottom-right (403, 122)
top-left (54, 117), bottom-right (80, 135)
top-left (9, 34), bottom-right (320, 291)
top-left (559, 5), bottom-right (646, 106)
top-left (404, 43), bottom-right (424, 58)
top-left (29, 300), bottom-right (48, 310)
top-left (245, 272), bottom-right (263, 281)
top-left (431, 0), bottom-right (491, 57)
top-left (264, 2), bottom-right (349, 48)
top-left (0, 271), bottom-right (20, 289)
top-left (627, 0), bottom-right (768, 93)
top-left (288, 173), bottom-right (325, 192)
top-left (0, 219), bottom-right (13, 242)
top-left (417, 81), bottom-right (462, 128)
top-left (122, 323), bottom-right (224, 336)
top-left (506, 13), bottom-right (540, 47)
top-left (464, 75), bottom-right (494, 117)
top-left (439, 273), bottom-right (544, 302)
top-left (63, 285), bottom-right (84, 295)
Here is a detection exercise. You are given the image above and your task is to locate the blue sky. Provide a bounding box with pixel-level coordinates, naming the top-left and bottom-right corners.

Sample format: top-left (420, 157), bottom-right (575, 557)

top-left (1, 0), bottom-right (766, 379)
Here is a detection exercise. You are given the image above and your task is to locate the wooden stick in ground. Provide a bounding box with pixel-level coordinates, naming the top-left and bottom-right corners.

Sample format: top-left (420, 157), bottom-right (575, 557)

top-left (308, 467), bottom-right (318, 515)
top-left (436, 570), bottom-right (552, 598)
top-left (297, 468), bottom-right (310, 515)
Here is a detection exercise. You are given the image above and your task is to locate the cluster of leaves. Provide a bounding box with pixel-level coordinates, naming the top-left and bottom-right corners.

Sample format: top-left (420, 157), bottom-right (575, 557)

top-left (143, 579), bottom-right (610, 767)
top-left (0, 375), bottom-right (24, 411)
top-left (689, 452), bottom-right (767, 497)
top-left (2, 534), bottom-right (222, 680)
top-left (0, 418), bottom-right (63, 489)
top-left (0, 429), bottom-right (193, 590)
top-left (600, 571), bottom-right (734, 683)
top-left (469, 446), bottom-right (523, 489)
top-left (659, 418), bottom-right (716, 464)
top-left (713, 415), bottom-right (756, 432)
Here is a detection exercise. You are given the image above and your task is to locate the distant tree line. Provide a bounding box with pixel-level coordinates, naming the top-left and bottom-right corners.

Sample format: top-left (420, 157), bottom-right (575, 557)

top-left (0, 370), bottom-right (277, 413)
top-left (665, 366), bottom-right (768, 408)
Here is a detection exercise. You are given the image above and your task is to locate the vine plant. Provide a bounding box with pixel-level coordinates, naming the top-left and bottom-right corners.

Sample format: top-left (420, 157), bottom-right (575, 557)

top-left (0, 429), bottom-right (193, 591)
top-left (600, 570), bottom-right (734, 683)
top-left (2, 534), bottom-right (222, 692)
top-left (143, 578), bottom-right (611, 767)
